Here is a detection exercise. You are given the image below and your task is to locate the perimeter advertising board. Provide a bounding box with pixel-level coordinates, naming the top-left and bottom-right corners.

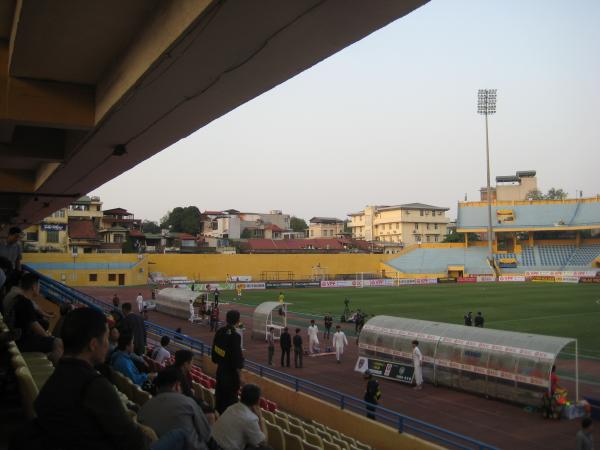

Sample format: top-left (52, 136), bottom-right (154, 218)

top-left (354, 356), bottom-right (414, 384)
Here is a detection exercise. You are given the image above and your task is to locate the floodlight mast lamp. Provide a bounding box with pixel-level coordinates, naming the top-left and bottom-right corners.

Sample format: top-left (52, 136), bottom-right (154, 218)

top-left (477, 89), bottom-right (497, 263)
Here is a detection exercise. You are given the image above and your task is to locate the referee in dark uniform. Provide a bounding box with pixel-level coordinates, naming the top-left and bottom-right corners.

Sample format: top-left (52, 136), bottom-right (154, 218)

top-left (211, 309), bottom-right (244, 414)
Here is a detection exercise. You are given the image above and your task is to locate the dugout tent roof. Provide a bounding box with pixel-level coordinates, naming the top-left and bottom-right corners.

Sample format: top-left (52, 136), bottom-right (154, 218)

top-left (252, 301), bottom-right (289, 340)
top-left (358, 315), bottom-right (577, 406)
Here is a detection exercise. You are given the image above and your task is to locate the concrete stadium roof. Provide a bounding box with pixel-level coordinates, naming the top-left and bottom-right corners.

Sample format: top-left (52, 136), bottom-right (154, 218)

top-left (0, 0), bottom-right (429, 227)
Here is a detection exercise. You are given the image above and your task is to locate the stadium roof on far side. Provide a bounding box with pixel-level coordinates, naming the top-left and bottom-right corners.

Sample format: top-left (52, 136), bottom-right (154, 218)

top-left (457, 197), bottom-right (600, 232)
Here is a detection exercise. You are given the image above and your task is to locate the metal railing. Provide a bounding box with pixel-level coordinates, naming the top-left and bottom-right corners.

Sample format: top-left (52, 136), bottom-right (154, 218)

top-left (27, 265), bottom-right (498, 450)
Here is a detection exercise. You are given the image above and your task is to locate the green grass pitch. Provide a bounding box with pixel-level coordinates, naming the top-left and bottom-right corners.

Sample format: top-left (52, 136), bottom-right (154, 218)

top-left (232, 283), bottom-right (600, 358)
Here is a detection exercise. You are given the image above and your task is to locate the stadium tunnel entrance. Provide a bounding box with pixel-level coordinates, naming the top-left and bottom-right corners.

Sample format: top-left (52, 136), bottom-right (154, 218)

top-left (357, 315), bottom-right (579, 407)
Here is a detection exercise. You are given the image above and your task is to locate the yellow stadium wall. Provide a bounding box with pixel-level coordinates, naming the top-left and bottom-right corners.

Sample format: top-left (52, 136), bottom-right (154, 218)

top-left (22, 253), bottom-right (148, 287)
top-left (199, 357), bottom-right (441, 450)
top-left (22, 253), bottom-right (395, 286)
top-left (146, 253), bottom-right (394, 281)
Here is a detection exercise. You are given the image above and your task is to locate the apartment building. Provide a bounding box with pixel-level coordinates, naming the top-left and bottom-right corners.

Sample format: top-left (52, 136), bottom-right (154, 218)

top-left (308, 217), bottom-right (345, 238)
top-left (348, 203), bottom-right (450, 245)
top-left (200, 209), bottom-right (291, 239)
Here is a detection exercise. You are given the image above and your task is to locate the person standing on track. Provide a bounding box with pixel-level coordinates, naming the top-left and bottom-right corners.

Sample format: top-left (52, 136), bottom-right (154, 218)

top-left (332, 325), bottom-right (348, 364)
top-left (412, 340), bottom-right (423, 390)
top-left (307, 319), bottom-right (319, 354)
top-left (474, 311), bottom-right (484, 328)
top-left (136, 292), bottom-right (144, 315)
top-left (211, 309), bottom-right (244, 414)
top-left (364, 371), bottom-right (381, 420)
top-left (293, 328), bottom-right (303, 368)
top-left (267, 327), bottom-right (275, 366)
top-left (280, 327), bottom-right (291, 367)
top-left (277, 291), bottom-right (285, 316)
top-left (323, 313), bottom-right (333, 350)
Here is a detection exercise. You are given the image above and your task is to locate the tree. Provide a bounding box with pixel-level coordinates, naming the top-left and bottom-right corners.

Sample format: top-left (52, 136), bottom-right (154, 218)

top-left (526, 189), bottom-right (545, 200)
top-left (443, 232), bottom-right (480, 243)
top-left (160, 206), bottom-right (202, 234)
top-left (545, 188), bottom-right (567, 200)
top-left (290, 217), bottom-right (308, 232)
top-left (526, 188), bottom-right (567, 201)
top-left (141, 220), bottom-right (161, 233)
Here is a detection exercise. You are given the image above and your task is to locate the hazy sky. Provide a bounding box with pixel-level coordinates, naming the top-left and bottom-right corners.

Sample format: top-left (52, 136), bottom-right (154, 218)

top-left (91, 0), bottom-right (600, 223)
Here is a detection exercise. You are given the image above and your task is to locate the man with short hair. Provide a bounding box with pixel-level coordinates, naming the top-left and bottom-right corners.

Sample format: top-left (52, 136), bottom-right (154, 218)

top-left (307, 319), bottom-right (319, 354)
top-left (138, 367), bottom-right (212, 450)
top-left (211, 309), bottom-right (244, 414)
top-left (0, 226), bottom-right (23, 271)
top-left (474, 311), bottom-right (484, 328)
top-left (292, 328), bottom-right (303, 368)
top-left (576, 417), bottom-right (593, 450)
top-left (11, 273), bottom-right (63, 363)
top-left (151, 336), bottom-right (171, 366)
top-left (119, 302), bottom-right (146, 356)
top-left (111, 332), bottom-right (156, 387)
top-left (323, 313), bottom-right (333, 342)
top-left (211, 384), bottom-right (270, 450)
top-left (34, 307), bottom-right (186, 450)
top-left (332, 325), bottom-right (348, 364)
top-left (279, 327), bottom-right (291, 368)
top-left (363, 371), bottom-right (381, 420)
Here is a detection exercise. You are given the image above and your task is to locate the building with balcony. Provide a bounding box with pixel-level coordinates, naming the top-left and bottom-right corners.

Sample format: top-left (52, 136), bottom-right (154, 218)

top-left (200, 209), bottom-right (291, 240)
top-left (308, 217), bottom-right (345, 238)
top-left (348, 203), bottom-right (450, 245)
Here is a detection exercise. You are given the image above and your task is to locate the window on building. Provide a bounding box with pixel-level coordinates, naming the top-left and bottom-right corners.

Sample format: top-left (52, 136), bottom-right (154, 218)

top-left (420, 210), bottom-right (424, 216)
top-left (434, 236), bottom-right (439, 242)
top-left (46, 230), bottom-right (59, 243)
top-left (414, 223), bottom-right (419, 230)
top-left (26, 232), bottom-right (38, 241)
top-left (310, 230), bottom-right (314, 237)
top-left (395, 223), bottom-right (399, 229)
top-left (435, 224), bottom-right (438, 230)
top-left (426, 224), bottom-right (430, 230)
top-left (89, 274), bottom-right (98, 282)
top-left (108, 274), bottom-right (116, 281)
top-left (114, 234), bottom-right (124, 243)
top-left (426, 236), bottom-right (431, 242)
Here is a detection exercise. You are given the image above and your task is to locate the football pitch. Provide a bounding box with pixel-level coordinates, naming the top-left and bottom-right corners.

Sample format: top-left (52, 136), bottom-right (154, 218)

top-left (233, 283), bottom-right (600, 358)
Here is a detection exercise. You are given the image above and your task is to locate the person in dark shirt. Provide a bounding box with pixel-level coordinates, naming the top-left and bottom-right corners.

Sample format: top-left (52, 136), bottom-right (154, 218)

top-left (211, 310), bottom-right (244, 414)
top-left (52, 302), bottom-right (73, 338)
top-left (474, 311), bottom-right (484, 328)
top-left (12, 273), bottom-right (62, 364)
top-left (213, 289), bottom-right (220, 306)
top-left (34, 307), bottom-right (186, 450)
top-left (118, 302), bottom-right (146, 356)
top-left (464, 312), bottom-right (473, 326)
top-left (292, 328), bottom-right (303, 368)
top-left (323, 314), bottom-right (333, 341)
top-left (364, 371), bottom-right (381, 420)
top-left (209, 305), bottom-right (219, 332)
top-left (279, 327), bottom-right (292, 368)
top-left (172, 350), bottom-right (216, 422)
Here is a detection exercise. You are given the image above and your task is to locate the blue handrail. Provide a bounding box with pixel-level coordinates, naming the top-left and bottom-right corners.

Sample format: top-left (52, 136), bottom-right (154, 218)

top-left (27, 265), bottom-right (498, 450)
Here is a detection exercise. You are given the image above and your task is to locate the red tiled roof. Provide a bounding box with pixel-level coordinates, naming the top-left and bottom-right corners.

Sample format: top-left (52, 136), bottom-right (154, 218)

top-left (264, 224), bottom-right (283, 232)
top-left (245, 238), bottom-right (345, 251)
top-left (178, 233), bottom-right (196, 240)
top-left (68, 219), bottom-right (99, 240)
top-left (128, 229), bottom-right (145, 238)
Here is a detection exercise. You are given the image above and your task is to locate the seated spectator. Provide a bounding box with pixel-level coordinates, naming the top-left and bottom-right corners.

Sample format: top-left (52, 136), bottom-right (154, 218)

top-left (151, 336), bottom-right (171, 366)
top-left (173, 350), bottom-right (216, 421)
top-left (139, 367), bottom-right (213, 450)
top-left (119, 302), bottom-right (146, 356)
top-left (111, 332), bottom-right (156, 387)
top-left (107, 327), bottom-right (120, 361)
top-left (211, 384), bottom-right (270, 450)
top-left (52, 302), bottom-right (74, 338)
top-left (11, 273), bottom-right (62, 363)
top-left (34, 307), bottom-right (187, 450)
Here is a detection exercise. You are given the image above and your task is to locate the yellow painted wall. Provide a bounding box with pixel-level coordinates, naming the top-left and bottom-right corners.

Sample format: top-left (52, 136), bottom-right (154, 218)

top-left (147, 253), bottom-right (394, 281)
top-left (22, 253), bottom-right (396, 285)
top-left (22, 253), bottom-right (148, 287)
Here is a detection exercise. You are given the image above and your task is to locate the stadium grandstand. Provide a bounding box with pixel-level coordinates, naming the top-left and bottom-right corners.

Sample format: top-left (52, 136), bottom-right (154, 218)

top-left (385, 197), bottom-right (600, 277)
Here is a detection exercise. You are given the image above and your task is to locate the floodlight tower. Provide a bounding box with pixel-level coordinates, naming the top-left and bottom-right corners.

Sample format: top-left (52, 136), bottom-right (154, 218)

top-left (477, 89), bottom-right (497, 262)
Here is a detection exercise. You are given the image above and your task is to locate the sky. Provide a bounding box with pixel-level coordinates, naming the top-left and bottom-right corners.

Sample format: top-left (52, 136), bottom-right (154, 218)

top-left (91, 0), bottom-right (600, 223)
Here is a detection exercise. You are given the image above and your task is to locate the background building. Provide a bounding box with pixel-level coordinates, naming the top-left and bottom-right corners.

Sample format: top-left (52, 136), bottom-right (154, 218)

top-left (308, 217), bottom-right (345, 238)
top-left (480, 170), bottom-right (538, 202)
top-left (200, 209), bottom-right (291, 240)
top-left (348, 203), bottom-right (450, 245)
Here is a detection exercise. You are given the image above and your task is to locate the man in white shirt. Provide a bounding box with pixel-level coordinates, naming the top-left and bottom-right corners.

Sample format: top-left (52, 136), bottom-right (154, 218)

top-left (211, 384), bottom-right (268, 450)
top-left (151, 336), bottom-right (171, 365)
top-left (307, 320), bottom-right (319, 354)
top-left (136, 293), bottom-right (144, 314)
top-left (332, 325), bottom-right (348, 364)
top-left (412, 340), bottom-right (423, 390)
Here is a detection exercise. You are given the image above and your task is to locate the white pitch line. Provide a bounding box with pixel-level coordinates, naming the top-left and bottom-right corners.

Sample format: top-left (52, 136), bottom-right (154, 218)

top-left (490, 310), bottom-right (600, 325)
